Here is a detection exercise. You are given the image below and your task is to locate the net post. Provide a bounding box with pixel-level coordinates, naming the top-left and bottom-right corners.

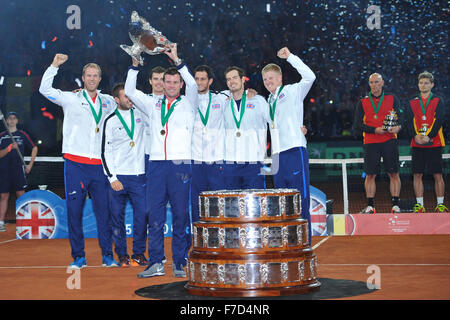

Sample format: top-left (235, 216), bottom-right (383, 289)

top-left (342, 160), bottom-right (349, 214)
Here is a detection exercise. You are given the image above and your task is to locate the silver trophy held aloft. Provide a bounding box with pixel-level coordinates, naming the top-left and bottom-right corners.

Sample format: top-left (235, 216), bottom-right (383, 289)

top-left (120, 11), bottom-right (173, 65)
top-left (382, 110), bottom-right (399, 131)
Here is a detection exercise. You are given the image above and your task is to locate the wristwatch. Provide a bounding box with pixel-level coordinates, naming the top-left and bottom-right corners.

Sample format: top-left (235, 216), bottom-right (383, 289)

top-left (174, 58), bottom-right (182, 66)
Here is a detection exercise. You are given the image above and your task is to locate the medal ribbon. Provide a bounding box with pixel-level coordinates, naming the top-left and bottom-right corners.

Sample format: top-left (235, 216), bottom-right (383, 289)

top-left (161, 96), bottom-right (181, 127)
top-left (198, 91), bottom-right (212, 127)
top-left (83, 90), bottom-right (102, 127)
top-left (419, 92), bottom-right (433, 118)
top-left (230, 91), bottom-right (247, 129)
top-left (269, 85), bottom-right (285, 122)
top-left (368, 91), bottom-right (384, 118)
top-left (114, 108), bottom-right (135, 141)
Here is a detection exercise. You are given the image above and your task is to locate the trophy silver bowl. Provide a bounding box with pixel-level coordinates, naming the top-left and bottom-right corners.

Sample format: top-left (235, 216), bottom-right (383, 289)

top-left (120, 11), bottom-right (173, 65)
top-left (382, 110), bottom-right (399, 131)
top-left (199, 189), bottom-right (301, 221)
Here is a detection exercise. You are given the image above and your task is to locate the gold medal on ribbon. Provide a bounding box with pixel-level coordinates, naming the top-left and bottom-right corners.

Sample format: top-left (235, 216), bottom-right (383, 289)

top-left (114, 108), bottom-right (136, 146)
top-left (95, 127), bottom-right (99, 133)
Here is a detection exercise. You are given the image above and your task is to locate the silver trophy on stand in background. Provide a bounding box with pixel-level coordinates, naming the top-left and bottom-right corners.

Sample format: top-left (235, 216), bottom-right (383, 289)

top-left (418, 123), bottom-right (429, 136)
top-left (382, 110), bottom-right (399, 131)
top-left (120, 11), bottom-right (173, 65)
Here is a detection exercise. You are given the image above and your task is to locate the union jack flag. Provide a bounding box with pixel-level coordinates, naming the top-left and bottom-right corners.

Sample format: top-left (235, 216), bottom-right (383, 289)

top-left (16, 201), bottom-right (56, 239)
top-left (310, 197), bottom-right (327, 236)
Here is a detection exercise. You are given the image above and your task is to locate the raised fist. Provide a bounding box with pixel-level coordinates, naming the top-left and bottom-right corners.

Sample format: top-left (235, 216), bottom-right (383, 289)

top-left (52, 54), bottom-right (68, 67)
top-left (277, 47), bottom-right (291, 59)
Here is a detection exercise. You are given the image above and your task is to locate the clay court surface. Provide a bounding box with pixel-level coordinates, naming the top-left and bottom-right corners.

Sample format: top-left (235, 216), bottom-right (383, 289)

top-left (1, 224), bottom-right (449, 301)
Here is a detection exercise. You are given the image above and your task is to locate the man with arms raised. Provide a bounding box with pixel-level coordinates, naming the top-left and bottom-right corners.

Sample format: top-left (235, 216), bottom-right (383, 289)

top-left (39, 54), bottom-right (118, 268)
top-left (125, 44), bottom-right (197, 278)
top-left (261, 47), bottom-right (316, 244)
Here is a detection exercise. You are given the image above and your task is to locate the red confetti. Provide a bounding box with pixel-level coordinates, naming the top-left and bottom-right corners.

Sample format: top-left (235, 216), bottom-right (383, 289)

top-left (89, 40), bottom-right (93, 47)
top-left (310, 98), bottom-right (315, 103)
top-left (42, 111), bottom-right (54, 120)
top-left (51, 37), bottom-right (58, 42)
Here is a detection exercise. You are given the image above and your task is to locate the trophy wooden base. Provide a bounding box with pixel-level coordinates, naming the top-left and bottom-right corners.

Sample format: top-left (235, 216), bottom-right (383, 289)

top-left (185, 281), bottom-right (321, 298)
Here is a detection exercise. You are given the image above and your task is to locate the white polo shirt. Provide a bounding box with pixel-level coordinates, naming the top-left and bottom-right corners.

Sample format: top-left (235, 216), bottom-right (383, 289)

top-left (39, 65), bottom-right (116, 160)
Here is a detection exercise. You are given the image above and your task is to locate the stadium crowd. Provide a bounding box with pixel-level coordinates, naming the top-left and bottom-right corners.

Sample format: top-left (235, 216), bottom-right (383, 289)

top-left (0, 0), bottom-right (448, 150)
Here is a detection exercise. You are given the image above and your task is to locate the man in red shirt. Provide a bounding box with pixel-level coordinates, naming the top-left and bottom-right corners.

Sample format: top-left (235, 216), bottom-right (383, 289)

top-left (406, 71), bottom-right (447, 213)
top-left (353, 73), bottom-right (403, 214)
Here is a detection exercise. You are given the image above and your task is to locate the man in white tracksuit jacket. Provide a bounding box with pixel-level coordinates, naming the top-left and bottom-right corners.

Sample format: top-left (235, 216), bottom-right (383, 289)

top-left (262, 47), bottom-right (316, 245)
top-left (222, 66), bottom-right (271, 189)
top-left (124, 44), bottom-right (197, 278)
top-left (39, 54), bottom-right (118, 268)
top-left (101, 83), bottom-right (147, 267)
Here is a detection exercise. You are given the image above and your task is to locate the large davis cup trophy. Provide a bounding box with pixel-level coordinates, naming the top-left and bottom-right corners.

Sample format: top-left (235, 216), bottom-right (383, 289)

top-left (382, 110), bottom-right (399, 131)
top-left (120, 11), bottom-right (173, 65)
top-left (185, 189), bottom-right (321, 297)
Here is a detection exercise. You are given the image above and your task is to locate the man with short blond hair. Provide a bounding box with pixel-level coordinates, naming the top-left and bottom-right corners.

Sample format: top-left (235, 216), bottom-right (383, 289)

top-left (39, 54), bottom-right (118, 268)
top-left (82, 63), bottom-right (102, 77)
top-left (261, 47), bottom-right (316, 244)
top-left (261, 63), bottom-right (282, 75)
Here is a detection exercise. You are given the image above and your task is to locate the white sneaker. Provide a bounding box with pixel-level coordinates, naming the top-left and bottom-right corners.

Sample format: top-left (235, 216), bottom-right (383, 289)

top-left (391, 205), bottom-right (401, 213)
top-left (360, 206), bottom-right (376, 214)
top-left (0, 223), bottom-right (5, 232)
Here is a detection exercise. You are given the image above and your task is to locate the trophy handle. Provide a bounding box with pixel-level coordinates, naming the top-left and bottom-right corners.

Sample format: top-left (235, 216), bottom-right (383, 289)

top-left (120, 44), bottom-right (144, 66)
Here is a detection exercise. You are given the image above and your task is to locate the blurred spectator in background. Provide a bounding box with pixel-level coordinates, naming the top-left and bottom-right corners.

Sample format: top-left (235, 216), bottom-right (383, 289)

top-left (0, 111), bottom-right (38, 231)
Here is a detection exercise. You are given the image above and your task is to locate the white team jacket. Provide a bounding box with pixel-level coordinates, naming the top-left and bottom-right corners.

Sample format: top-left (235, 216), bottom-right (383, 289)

top-left (191, 91), bottom-right (228, 162)
top-left (124, 65), bottom-right (197, 161)
top-left (39, 65), bottom-right (116, 160)
top-left (101, 107), bottom-right (146, 182)
top-left (223, 93), bottom-right (270, 163)
top-left (144, 93), bottom-right (164, 156)
top-left (267, 54), bottom-right (316, 154)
